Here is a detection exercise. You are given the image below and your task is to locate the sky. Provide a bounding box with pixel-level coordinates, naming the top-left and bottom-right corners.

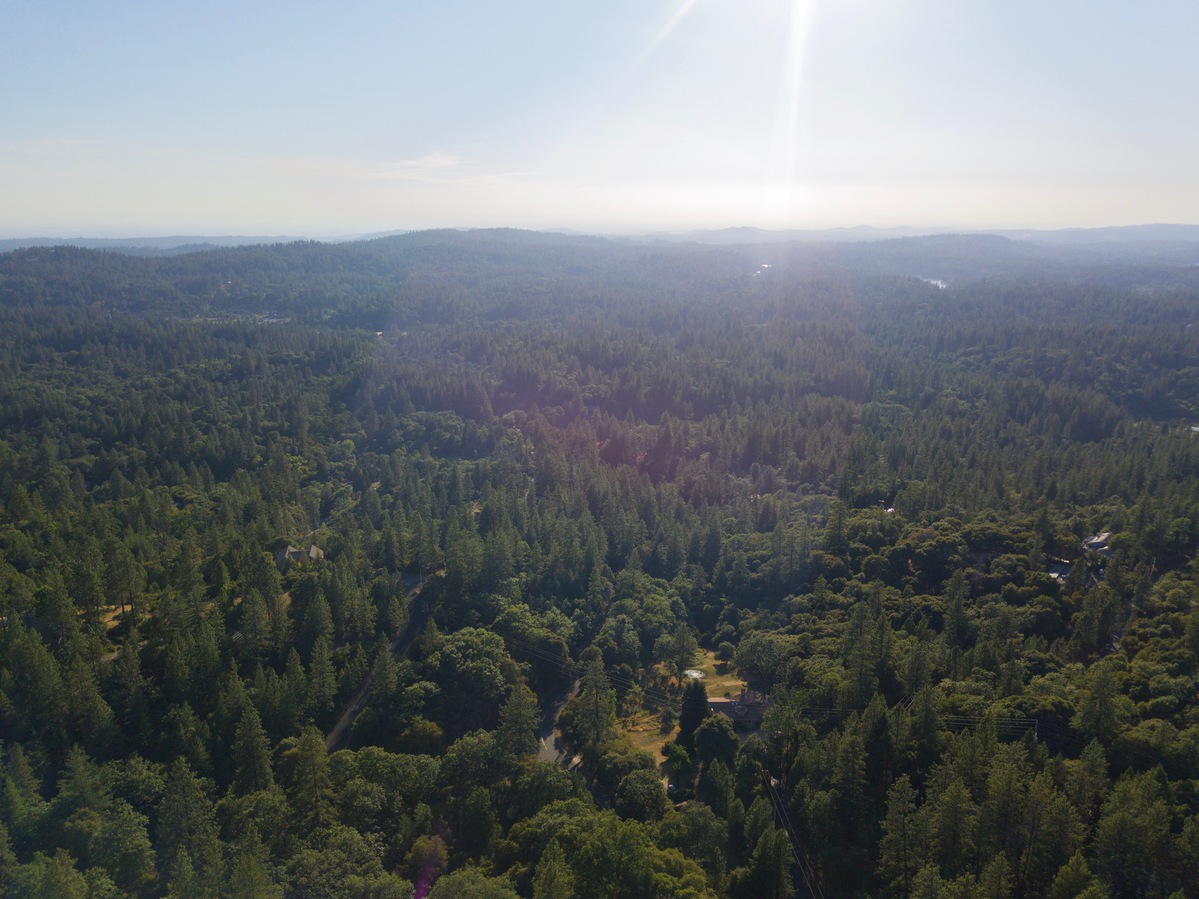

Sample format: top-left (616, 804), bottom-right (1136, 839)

top-left (2, 0), bottom-right (1197, 237)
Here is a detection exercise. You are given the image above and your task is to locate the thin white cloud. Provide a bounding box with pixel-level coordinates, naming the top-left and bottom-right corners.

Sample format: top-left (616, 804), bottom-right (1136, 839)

top-left (0, 137), bottom-right (106, 155)
top-left (358, 152), bottom-right (528, 187)
top-left (371, 152), bottom-right (467, 181)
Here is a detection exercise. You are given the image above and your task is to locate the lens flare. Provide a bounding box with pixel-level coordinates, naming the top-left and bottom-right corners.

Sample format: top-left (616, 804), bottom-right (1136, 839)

top-left (770, 0), bottom-right (817, 224)
top-left (545, 0), bottom-right (703, 170)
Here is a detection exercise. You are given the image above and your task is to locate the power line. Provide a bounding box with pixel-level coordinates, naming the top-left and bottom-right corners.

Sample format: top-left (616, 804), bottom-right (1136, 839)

top-left (764, 772), bottom-right (825, 899)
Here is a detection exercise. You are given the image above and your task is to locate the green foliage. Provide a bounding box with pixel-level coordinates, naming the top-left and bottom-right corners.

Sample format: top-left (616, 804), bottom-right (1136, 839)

top-left (615, 768), bottom-right (669, 823)
top-left (286, 726), bottom-right (334, 829)
top-left (677, 678), bottom-right (710, 753)
top-left (563, 655), bottom-right (617, 756)
top-left (231, 704), bottom-right (273, 796)
top-left (1047, 853), bottom-right (1109, 899)
top-left (1, 232), bottom-right (1198, 896)
top-left (426, 627), bottom-right (514, 737)
top-left (8, 849), bottom-right (92, 899)
top-left (733, 632), bottom-right (797, 691)
top-left (532, 838), bottom-right (575, 899)
top-left (1092, 772), bottom-right (1174, 897)
top-left (428, 866), bottom-right (517, 898)
top-left (693, 715), bottom-right (739, 769)
top-left (156, 759), bottom-right (222, 895)
top-left (497, 683), bottom-right (540, 761)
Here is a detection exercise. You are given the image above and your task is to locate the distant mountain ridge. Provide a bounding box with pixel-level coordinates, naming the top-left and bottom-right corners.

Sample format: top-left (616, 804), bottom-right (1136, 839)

top-left (3, 226), bottom-right (1199, 327)
top-left (6, 223), bottom-right (1199, 257)
top-left (0, 234), bottom-right (304, 255)
top-left (629, 222), bottom-right (1199, 246)
top-left (987, 223), bottom-right (1199, 244)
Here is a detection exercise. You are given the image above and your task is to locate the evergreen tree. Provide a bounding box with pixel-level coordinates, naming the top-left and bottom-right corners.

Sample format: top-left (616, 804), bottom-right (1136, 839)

top-left (307, 635), bottom-right (338, 724)
top-left (156, 759), bottom-right (222, 896)
top-left (878, 775), bottom-right (922, 896)
top-left (677, 678), bottom-right (710, 752)
top-left (0, 820), bottom-right (17, 891)
top-left (743, 828), bottom-right (793, 899)
top-left (1092, 772), bottom-right (1172, 898)
top-left (8, 850), bottom-right (91, 899)
top-left (231, 704), bottom-right (274, 795)
top-left (1046, 852), bottom-right (1109, 899)
top-left (225, 827), bottom-right (283, 899)
top-left (532, 838), bottom-right (575, 899)
top-left (658, 622), bottom-right (698, 682)
top-left (929, 776), bottom-right (976, 880)
top-left (288, 726), bottom-right (333, 829)
top-left (498, 683), bottom-right (540, 761)
top-left (576, 654), bottom-right (617, 751)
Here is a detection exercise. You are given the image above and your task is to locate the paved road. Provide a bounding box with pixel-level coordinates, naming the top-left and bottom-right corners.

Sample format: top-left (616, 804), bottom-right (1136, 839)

top-left (325, 581), bottom-right (429, 752)
top-left (536, 679), bottom-right (579, 765)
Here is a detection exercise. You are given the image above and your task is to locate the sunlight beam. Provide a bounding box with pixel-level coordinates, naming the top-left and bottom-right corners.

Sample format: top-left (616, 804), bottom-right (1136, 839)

top-left (769, 0), bottom-right (817, 224)
top-left (624, 0), bottom-right (703, 86)
top-left (544, 0), bottom-right (703, 169)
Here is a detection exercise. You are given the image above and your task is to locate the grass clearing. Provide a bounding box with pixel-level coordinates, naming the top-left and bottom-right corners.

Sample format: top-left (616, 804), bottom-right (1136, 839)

top-left (620, 707), bottom-right (676, 762)
top-left (689, 648), bottom-right (747, 699)
top-left (617, 649), bottom-right (747, 762)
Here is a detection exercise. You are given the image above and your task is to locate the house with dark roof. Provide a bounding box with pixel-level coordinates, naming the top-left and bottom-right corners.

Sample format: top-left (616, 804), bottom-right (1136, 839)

top-left (709, 689), bottom-right (770, 729)
top-left (275, 543), bottom-right (325, 569)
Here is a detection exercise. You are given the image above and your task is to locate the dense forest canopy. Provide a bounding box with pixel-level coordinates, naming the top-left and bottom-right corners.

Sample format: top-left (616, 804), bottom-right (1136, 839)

top-left (1, 229), bottom-right (1198, 897)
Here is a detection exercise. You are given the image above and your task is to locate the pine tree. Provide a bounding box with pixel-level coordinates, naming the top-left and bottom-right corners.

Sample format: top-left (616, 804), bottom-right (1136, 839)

top-left (1092, 772), bottom-right (1172, 898)
top-left (533, 839), bottom-right (575, 899)
top-left (157, 759), bottom-right (221, 896)
top-left (878, 775), bottom-right (922, 896)
top-left (498, 684), bottom-right (540, 761)
top-left (943, 569), bottom-right (970, 654)
top-left (279, 649), bottom-right (308, 732)
top-left (164, 850), bottom-right (196, 899)
top-left (239, 589), bottom-right (269, 663)
top-left (1046, 852), bottom-right (1107, 899)
top-left (371, 644), bottom-right (398, 702)
top-left (301, 591), bottom-right (334, 649)
top-left (307, 636), bottom-right (337, 723)
top-left (744, 828), bottom-right (794, 899)
top-left (226, 827), bottom-right (282, 899)
top-left (231, 705), bottom-right (274, 795)
top-left (663, 623), bottom-right (698, 682)
top-left (9, 850), bottom-right (91, 899)
top-left (929, 776), bottom-right (976, 880)
top-left (288, 726), bottom-right (333, 829)
top-left (677, 678), bottom-right (710, 752)
top-left (0, 820), bottom-right (17, 890)
top-left (576, 655), bottom-right (616, 750)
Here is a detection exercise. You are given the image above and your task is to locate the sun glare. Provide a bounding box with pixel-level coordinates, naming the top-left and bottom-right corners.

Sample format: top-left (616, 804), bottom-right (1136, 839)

top-left (769, 0), bottom-right (817, 225)
top-left (626, 0), bottom-right (703, 83)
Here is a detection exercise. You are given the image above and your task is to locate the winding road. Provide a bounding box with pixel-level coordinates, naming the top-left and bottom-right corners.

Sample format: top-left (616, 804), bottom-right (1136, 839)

top-left (536, 679), bottom-right (579, 765)
top-left (325, 578), bottom-right (429, 752)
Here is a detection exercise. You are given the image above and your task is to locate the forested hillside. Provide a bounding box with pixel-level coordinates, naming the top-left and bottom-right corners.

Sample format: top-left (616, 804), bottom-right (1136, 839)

top-left (1, 230), bottom-right (1197, 897)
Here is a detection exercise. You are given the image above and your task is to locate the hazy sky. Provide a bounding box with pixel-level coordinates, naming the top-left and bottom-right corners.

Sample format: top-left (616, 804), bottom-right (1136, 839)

top-left (2, 0), bottom-right (1197, 236)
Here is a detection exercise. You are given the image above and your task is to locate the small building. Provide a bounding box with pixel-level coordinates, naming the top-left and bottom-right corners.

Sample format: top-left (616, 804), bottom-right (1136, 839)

top-left (275, 543), bottom-right (325, 569)
top-left (709, 689), bottom-right (770, 729)
top-left (1047, 559), bottom-right (1072, 584)
top-left (1082, 532), bottom-right (1112, 555)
